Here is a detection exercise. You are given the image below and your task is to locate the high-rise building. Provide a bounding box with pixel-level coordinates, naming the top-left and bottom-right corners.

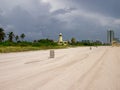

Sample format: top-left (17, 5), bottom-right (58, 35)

top-left (107, 30), bottom-right (114, 44)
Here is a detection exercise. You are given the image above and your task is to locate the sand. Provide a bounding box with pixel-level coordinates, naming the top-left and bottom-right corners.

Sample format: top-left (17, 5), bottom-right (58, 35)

top-left (0, 46), bottom-right (120, 90)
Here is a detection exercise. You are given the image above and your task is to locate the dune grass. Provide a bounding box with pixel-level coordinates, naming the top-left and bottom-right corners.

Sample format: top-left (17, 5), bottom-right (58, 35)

top-left (0, 46), bottom-right (68, 53)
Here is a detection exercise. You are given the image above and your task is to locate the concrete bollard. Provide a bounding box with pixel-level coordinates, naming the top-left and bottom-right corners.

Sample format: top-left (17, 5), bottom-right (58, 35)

top-left (90, 46), bottom-right (92, 50)
top-left (50, 50), bottom-right (55, 58)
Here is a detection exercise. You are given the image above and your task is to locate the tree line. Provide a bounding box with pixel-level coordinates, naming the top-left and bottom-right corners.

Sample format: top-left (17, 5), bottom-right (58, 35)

top-left (0, 27), bottom-right (58, 47)
top-left (0, 27), bottom-right (103, 47)
top-left (0, 27), bottom-right (25, 42)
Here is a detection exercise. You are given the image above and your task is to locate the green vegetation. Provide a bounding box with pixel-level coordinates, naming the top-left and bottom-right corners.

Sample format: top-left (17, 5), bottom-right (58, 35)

top-left (0, 46), bottom-right (67, 53)
top-left (0, 28), bottom-right (6, 42)
top-left (0, 27), bottom-right (104, 53)
top-left (0, 27), bottom-right (66, 53)
top-left (69, 38), bottom-right (103, 46)
top-left (7, 32), bottom-right (15, 42)
top-left (71, 37), bottom-right (76, 45)
top-left (0, 40), bottom-right (68, 53)
top-left (0, 39), bottom-right (67, 53)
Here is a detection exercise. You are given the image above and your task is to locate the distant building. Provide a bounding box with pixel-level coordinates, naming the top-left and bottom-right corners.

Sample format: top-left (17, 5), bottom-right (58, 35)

top-left (107, 30), bottom-right (114, 44)
top-left (58, 33), bottom-right (68, 45)
top-left (112, 38), bottom-right (120, 46)
top-left (82, 40), bottom-right (94, 43)
top-left (114, 38), bottom-right (120, 43)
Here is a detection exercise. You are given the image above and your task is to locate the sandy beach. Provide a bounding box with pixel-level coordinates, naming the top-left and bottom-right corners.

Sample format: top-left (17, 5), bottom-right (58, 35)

top-left (0, 46), bottom-right (120, 90)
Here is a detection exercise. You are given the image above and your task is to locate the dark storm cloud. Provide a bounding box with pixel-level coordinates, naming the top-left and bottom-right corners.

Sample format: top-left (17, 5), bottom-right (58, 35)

top-left (72, 0), bottom-right (120, 18)
top-left (0, 0), bottom-right (52, 40)
top-left (0, 0), bottom-right (120, 42)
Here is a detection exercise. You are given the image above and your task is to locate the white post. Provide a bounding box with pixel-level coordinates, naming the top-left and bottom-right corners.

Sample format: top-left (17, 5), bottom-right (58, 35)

top-left (50, 50), bottom-right (55, 58)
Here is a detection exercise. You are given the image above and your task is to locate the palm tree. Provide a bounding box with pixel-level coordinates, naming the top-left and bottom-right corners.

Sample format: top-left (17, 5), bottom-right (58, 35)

top-left (7, 32), bottom-right (15, 42)
top-left (71, 37), bottom-right (76, 44)
top-left (20, 33), bottom-right (25, 41)
top-left (15, 35), bottom-right (19, 42)
top-left (0, 28), bottom-right (6, 42)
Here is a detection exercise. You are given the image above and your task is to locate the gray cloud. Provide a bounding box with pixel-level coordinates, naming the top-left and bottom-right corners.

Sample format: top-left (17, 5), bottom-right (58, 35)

top-left (0, 0), bottom-right (120, 42)
top-left (72, 0), bottom-right (120, 18)
top-left (52, 8), bottom-right (76, 15)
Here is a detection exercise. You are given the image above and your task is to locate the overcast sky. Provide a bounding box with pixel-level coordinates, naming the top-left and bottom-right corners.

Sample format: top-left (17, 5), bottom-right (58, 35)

top-left (0, 0), bottom-right (120, 42)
